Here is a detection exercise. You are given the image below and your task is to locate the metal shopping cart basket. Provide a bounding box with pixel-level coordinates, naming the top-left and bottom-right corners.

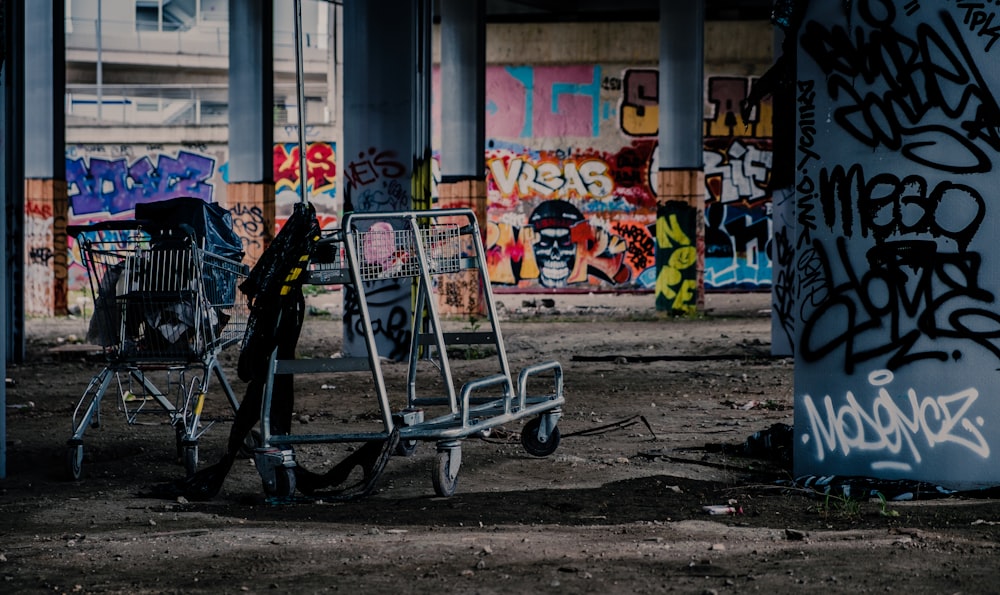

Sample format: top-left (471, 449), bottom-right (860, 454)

top-left (66, 212), bottom-right (249, 481)
top-left (253, 208), bottom-right (565, 498)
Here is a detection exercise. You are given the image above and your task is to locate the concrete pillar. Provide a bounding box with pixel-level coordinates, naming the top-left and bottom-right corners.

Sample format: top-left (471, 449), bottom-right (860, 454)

top-left (769, 26), bottom-right (795, 357)
top-left (656, 0), bottom-right (705, 315)
top-left (1, 0), bottom-right (24, 477)
top-left (438, 0), bottom-right (486, 317)
top-left (792, 0), bottom-right (1000, 489)
top-left (342, 0), bottom-right (431, 359)
top-left (226, 0), bottom-right (274, 265)
top-left (23, 0), bottom-right (66, 317)
top-left (3, 0), bottom-right (25, 368)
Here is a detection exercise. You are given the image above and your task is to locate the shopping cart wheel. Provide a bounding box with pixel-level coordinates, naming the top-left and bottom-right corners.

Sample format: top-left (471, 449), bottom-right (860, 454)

top-left (392, 410), bottom-right (423, 457)
top-left (264, 467), bottom-right (296, 499)
top-left (182, 443), bottom-right (199, 477)
top-left (395, 439), bottom-right (419, 457)
top-left (521, 416), bottom-right (561, 457)
top-left (238, 430), bottom-right (263, 459)
top-left (433, 443), bottom-right (462, 497)
top-left (65, 440), bottom-right (84, 481)
top-left (173, 423), bottom-right (187, 461)
top-left (256, 448), bottom-right (297, 498)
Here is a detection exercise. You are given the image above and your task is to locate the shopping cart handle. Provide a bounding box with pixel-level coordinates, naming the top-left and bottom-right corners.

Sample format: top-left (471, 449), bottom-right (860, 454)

top-left (67, 220), bottom-right (197, 239)
top-left (67, 220), bottom-right (142, 236)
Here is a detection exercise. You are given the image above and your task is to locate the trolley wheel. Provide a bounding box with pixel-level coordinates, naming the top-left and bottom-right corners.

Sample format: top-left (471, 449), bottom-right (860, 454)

top-left (521, 417), bottom-right (561, 457)
top-left (183, 444), bottom-right (199, 477)
top-left (238, 430), bottom-right (263, 459)
top-left (65, 441), bottom-right (84, 481)
top-left (395, 439), bottom-right (418, 457)
top-left (173, 422), bottom-right (188, 461)
top-left (263, 467), bottom-right (297, 499)
top-left (433, 448), bottom-right (461, 497)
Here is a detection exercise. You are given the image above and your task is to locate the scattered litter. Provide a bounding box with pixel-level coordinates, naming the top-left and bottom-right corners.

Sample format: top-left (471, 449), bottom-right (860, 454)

top-left (703, 500), bottom-right (743, 515)
top-left (741, 423), bottom-right (793, 463)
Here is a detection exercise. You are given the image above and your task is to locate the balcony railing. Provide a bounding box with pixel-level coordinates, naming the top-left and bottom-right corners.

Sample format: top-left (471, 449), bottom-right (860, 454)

top-left (65, 16), bottom-right (332, 58)
top-left (66, 83), bottom-right (333, 127)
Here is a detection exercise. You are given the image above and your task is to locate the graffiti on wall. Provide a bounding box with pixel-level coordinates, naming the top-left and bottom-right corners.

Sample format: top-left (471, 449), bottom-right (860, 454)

top-left (342, 145), bottom-right (413, 360)
top-left (66, 143), bottom-right (341, 292)
top-left (793, 1), bottom-right (1000, 488)
top-left (65, 144), bottom-right (223, 291)
top-left (486, 64), bottom-right (606, 139)
top-left (622, 68), bottom-right (776, 292)
top-left (704, 138), bottom-right (773, 289)
top-left (273, 141), bottom-right (339, 231)
top-left (25, 195), bottom-right (67, 316)
top-left (430, 64), bottom-right (776, 292)
top-left (655, 201), bottom-right (700, 314)
top-left (66, 145), bottom-right (216, 216)
top-left (484, 142), bottom-right (657, 290)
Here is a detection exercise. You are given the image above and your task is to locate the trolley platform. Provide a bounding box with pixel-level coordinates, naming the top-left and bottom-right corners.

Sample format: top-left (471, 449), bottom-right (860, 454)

top-left (254, 208), bottom-right (565, 498)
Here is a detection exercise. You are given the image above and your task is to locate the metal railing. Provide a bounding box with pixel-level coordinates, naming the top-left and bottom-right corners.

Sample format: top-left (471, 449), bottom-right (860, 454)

top-left (65, 16), bottom-right (333, 56)
top-left (66, 83), bottom-right (332, 127)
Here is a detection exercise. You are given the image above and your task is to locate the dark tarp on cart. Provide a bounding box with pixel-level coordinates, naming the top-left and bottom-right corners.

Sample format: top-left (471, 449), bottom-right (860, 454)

top-left (135, 197), bottom-right (244, 262)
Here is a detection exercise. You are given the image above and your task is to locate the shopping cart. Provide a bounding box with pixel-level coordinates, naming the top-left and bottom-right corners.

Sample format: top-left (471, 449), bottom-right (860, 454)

top-left (66, 216), bottom-right (249, 481)
top-left (253, 208), bottom-right (565, 498)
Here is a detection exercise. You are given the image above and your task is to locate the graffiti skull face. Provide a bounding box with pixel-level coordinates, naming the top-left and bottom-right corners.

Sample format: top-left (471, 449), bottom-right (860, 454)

top-left (535, 227), bottom-right (576, 287)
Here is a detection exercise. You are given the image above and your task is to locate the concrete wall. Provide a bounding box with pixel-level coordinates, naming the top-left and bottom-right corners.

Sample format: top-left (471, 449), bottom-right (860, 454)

top-left (58, 19), bottom-right (774, 301)
top-left (433, 20), bottom-right (776, 292)
top-left (63, 130), bottom-right (339, 294)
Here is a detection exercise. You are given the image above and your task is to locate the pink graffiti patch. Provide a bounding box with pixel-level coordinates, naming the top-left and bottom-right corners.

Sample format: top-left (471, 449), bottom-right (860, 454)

top-left (362, 221), bottom-right (397, 268)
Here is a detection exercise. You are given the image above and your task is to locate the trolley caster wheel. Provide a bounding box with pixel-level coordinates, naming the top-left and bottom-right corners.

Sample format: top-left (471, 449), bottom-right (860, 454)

top-left (392, 410), bottom-right (423, 457)
top-left (238, 430), bottom-right (263, 459)
top-left (173, 423), bottom-right (190, 461)
top-left (263, 467), bottom-right (297, 499)
top-left (255, 448), bottom-right (297, 498)
top-left (182, 443), bottom-right (199, 477)
top-left (395, 439), bottom-right (419, 457)
top-left (65, 441), bottom-right (84, 481)
top-left (521, 417), bottom-right (561, 457)
top-left (433, 446), bottom-right (462, 497)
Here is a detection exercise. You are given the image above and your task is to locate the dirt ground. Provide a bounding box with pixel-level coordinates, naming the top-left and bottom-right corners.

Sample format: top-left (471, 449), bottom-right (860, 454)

top-left (2, 291), bottom-right (999, 594)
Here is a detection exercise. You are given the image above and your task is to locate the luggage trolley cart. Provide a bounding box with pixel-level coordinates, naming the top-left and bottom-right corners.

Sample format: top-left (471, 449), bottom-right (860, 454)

top-left (67, 220), bottom-right (249, 480)
top-left (254, 208), bottom-right (565, 498)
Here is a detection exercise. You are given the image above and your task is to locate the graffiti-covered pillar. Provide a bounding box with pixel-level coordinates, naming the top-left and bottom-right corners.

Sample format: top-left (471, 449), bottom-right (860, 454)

top-left (656, 0), bottom-right (704, 315)
top-left (342, 0), bottom-right (431, 359)
top-left (794, 1), bottom-right (1000, 489)
top-left (23, 0), bottom-right (66, 317)
top-left (226, 0), bottom-right (275, 265)
top-left (437, 0), bottom-right (486, 316)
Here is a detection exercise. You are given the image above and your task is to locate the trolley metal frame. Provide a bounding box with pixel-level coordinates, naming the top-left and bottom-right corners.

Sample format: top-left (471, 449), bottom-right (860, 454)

top-left (66, 222), bottom-right (249, 480)
top-left (254, 208), bottom-right (564, 498)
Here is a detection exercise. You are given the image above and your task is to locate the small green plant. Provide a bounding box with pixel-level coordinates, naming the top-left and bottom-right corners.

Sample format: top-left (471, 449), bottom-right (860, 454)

top-left (462, 316), bottom-right (486, 360)
top-left (813, 490), bottom-right (899, 520)
top-left (816, 492), bottom-right (862, 519)
top-left (876, 492), bottom-right (900, 518)
top-left (447, 316), bottom-right (493, 360)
